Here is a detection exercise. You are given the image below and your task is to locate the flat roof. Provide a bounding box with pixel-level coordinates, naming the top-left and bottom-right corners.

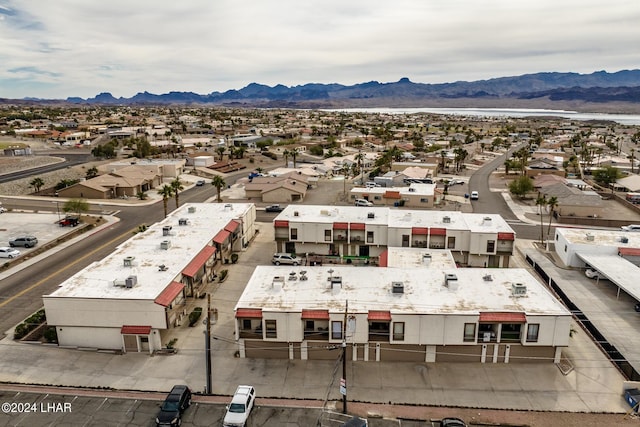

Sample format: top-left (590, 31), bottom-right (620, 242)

top-left (275, 206), bottom-right (514, 234)
top-left (46, 203), bottom-right (253, 300)
top-left (235, 266), bottom-right (569, 316)
top-left (351, 183), bottom-right (436, 196)
top-left (557, 227), bottom-right (640, 247)
top-left (384, 248), bottom-right (457, 269)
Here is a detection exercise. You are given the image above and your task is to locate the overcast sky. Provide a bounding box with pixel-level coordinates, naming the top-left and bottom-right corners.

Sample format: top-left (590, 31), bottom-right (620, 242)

top-left (0, 0), bottom-right (638, 99)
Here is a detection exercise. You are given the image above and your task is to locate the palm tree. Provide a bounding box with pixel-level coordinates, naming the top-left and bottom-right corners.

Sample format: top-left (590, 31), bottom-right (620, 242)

top-left (211, 175), bottom-right (226, 202)
top-left (535, 194), bottom-right (548, 244)
top-left (283, 149), bottom-right (291, 166)
top-left (354, 151), bottom-right (364, 177)
top-left (216, 146), bottom-right (226, 162)
top-left (157, 184), bottom-right (174, 218)
top-left (170, 177), bottom-right (184, 209)
top-left (291, 148), bottom-right (300, 168)
top-left (340, 164), bottom-right (351, 195)
top-left (546, 196), bottom-right (559, 237)
top-left (30, 177), bottom-right (45, 193)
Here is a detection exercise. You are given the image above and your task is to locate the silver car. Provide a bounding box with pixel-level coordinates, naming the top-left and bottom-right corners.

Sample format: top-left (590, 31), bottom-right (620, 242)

top-left (0, 247), bottom-right (20, 258)
top-left (272, 253), bottom-right (301, 265)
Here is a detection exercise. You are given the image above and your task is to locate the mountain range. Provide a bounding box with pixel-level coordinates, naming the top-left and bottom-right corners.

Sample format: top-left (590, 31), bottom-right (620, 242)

top-left (5, 70), bottom-right (640, 112)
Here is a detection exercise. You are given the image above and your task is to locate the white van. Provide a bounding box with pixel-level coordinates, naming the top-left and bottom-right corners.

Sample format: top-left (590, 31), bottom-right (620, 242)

top-left (365, 182), bottom-right (379, 188)
top-left (470, 191), bottom-right (479, 200)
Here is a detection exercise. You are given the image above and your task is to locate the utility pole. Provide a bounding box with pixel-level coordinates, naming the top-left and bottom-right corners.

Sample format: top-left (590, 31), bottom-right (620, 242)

top-left (341, 300), bottom-right (348, 414)
top-left (205, 293), bottom-right (212, 394)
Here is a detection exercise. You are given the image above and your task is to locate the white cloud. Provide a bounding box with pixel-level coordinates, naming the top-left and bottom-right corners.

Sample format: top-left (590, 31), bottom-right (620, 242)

top-left (0, 0), bottom-right (638, 98)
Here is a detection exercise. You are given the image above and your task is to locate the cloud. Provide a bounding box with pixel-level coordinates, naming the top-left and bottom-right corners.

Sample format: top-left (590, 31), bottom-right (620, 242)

top-left (0, 0), bottom-right (638, 99)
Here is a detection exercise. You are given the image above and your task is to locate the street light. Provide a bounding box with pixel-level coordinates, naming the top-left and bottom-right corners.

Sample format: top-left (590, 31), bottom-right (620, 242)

top-left (53, 200), bottom-right (60, 222)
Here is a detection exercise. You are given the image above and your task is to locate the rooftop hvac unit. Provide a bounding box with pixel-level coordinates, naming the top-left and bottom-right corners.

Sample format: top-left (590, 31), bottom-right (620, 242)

top-left (483, 217), bottom-right (492, 224)
top-left (188, 206), bottom-right (196, 213)
top-left (178, 218), bottom-right (189, 226)
top-left (585, 233), bottom-right (594, 241)
top-left (272, 276), bottom-right (285, 289)
top-left (123, 256), bottom-right (135, 267)
top-left (444, 273), bottom-right (458, 290)
top-left (621, 236), bottom-right (629, 243)
top-left (408, 188), bottom-right (415, 192)
top-left (299, 270), bottom-right (308, 281)
top-left (367, 212), bottom-right (375, 219)
top-left (160, 240), bottom-right (171, 250)
top-left (512, 283), bottom-right (527, 296)
top-left (330, 276), bottom-right (342, 289)
top-left (443, 216), bottom-right (451, 223)
top-left (294, 211), bottom-right (299, 217)
top-left (162, 225), bottom-right (172, 236)
top-left (320, 209), bottom-right (330, 216)
top-left (392, 282), bottom-right (404, 294)
top-left (483, 274), bottom-right (493, 281)
top-left (288, 271), bottom-right (297, 281)
top-left (422, 254), bottom-right (432, 265)
top-left (125, 275), bottom-right (138, 288)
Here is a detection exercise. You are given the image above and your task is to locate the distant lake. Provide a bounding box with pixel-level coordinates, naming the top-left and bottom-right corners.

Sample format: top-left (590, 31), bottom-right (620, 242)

top-left (331, 107), bottom-right (640, 126)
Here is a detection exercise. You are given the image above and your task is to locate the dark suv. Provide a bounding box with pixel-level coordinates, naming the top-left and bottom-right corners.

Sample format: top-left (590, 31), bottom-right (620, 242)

top-left (156, 385), bottom-right (192, 426)
top-left (58, 216), bottom-right (80, 227)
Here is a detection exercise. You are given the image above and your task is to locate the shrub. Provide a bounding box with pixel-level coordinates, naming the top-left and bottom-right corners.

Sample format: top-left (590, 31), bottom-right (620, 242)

top-left (261, 151), bottom-right (277, 160)
top-left (166, 338), bottom-right (178, 349)
top-left (14, 323), bottom-right (29, 340)
top-left (188, 307), bottom-right (203, 327)
top-left (219, 269), bottom-right (228, 282)
top-left (44, 326), bottom-right (58, 343)
top-left (230, 253), bottom-right (239, 264)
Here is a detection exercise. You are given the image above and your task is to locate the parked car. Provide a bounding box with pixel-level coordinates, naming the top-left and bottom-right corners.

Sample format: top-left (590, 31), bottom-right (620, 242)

top-left (223, 385), bottom-right (255, 427)
top-left (58, 216), bottom-right (80, 227)
top-left (155, 384), bottom-right (192, 427)
top-left (470, 191), bottom-right (479, 200)
top-left (195, 180), bottom-right (206, 186)
top-left (585, 268), bottom-right (603, 279)
top-left (365, 181), bottom-right (380, 188)
top-left (355, 199), bottom-right (373, 207)
top-left (0, 247), bottom-right (20, 259)
top-left (621, 224), bottom-right (640, 232)
top-left (0, 206), bottom-right (6, 213)
top-left (272, 253), bottom-right (301, 265)
top-left (265, 204), bottom-right (284, 213)
top-left (9, 235), bottom-right (38, 248)
top-left (448, 179), bottom-right (465, 186)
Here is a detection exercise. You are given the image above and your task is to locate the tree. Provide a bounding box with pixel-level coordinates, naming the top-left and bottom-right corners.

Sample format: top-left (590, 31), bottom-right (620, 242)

top-left (291, 148), bottom-right (300, 168)
top-left (63, 198), bottom-right (89, 219)
top-left (216, 146), bottom-right (226, 161)
top-left (547, 196), bottom-right (559, 237)
top-left (508, 176), bottom-right (534, 199)
top-left (29, 177), bottom-right (45, 193)
top-left (211, 175), bottom-right (226, 202)
top-left (157, 184), bottom-right (174, 218)
top-left (593, 166), bottom-right (622, 192)
top-left (170, 177), bottom-right (185, 209)
top-left (282, 149), bottom-right (291, 166)
top-left (85, 166), bottom-right (99, 180)
top-left (309, 145), bottom-right (324, 156)
top-left (536, 194), bottom-right (548, 244)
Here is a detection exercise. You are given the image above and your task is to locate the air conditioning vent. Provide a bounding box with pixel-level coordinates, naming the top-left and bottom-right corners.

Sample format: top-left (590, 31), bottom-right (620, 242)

top-left (621, 236), bottom-right (629, 243)
top-left (160, 240), bottom-right (171, 250)
top-left (367, 212), bottom-right (375, 219)
top-left (123, 256), bottom-right (135, 267)
top-left (585, 233), bottom-right (594, 241)
top-left (125, 275), bottom-right (138, 288)
top-left (178, 218), bottom-right (189, 226)
top-left (443, 216), bottom-right (451, 223)
top-left (188, 206), bottom-right (196, 213)
top-left (162, 225), bottom-right (172, 236)
top-left (294, 211), bottom-right (299, 217)
top-left (392, 282), bottom-right (404, 294)
top-left (444, 273), bottom-right (458, 290)
top-left (512, 283), bottom-right (527, 296)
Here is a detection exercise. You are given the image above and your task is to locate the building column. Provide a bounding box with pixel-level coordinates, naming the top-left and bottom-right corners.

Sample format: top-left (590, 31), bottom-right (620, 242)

top-left (504, 344), bottom-right (511, 363)
top-left (352, 343), bottom-right (358, 361)
top-left (375, 342), bottom-right (381, 362)
top-left (288, 342), bottom-right (294, 359)
top-left (492, 344), bottom-right (499, 363)
top-left (554, 347), bottom-right (562, 364)
top-left (364, 343), bottom-right (369, 361)
top-left (238, 339), bottom-right (246, 358)
top-left (481, 344), bottom-right (487, 363)
top-left (426, 345), bottom-right (436, 363)
top-left (301, 341), bottom-right (308, 360)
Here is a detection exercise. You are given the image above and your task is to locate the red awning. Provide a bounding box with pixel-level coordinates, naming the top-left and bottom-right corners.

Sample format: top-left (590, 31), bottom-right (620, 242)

top-left (368, 310), bottom-right (391, 321)
top-left (619, 247), bottom-right (640, 256)
top-left (274, 220), bottom-right (289, 228)
top-left (235, 308), bottom-right (263, 318)
top-left (333, 222), bottom-right (349, 230)
top-left (383, 191), bottom-right (401, 199)
top-left (479, 312), bottom-right (527, 323)
top-left (412, 227), bottom-right (428, 235)
top-left (301, 309), bottom-right (330, 320)
top-left (430, 228), bottom-right (446, 236)
top-left (350, 223), bottom-right (365, 230)
top-left (121, 325), bottom-right (151, 335)
top-left (498, 232), bottom-right (515, 241)
top-left (182, 245), bottom-right (217, 278)
top-left (154, 281), bottom-right (185, 307)
top-left (213, 229), bottom-right (231, 244)
top-left (225, 220), bottom-right (240, 233)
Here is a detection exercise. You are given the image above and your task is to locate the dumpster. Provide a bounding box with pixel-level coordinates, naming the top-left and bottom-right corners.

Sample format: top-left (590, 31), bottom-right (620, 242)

top-left (624, 388), bottom-right (640, 412)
